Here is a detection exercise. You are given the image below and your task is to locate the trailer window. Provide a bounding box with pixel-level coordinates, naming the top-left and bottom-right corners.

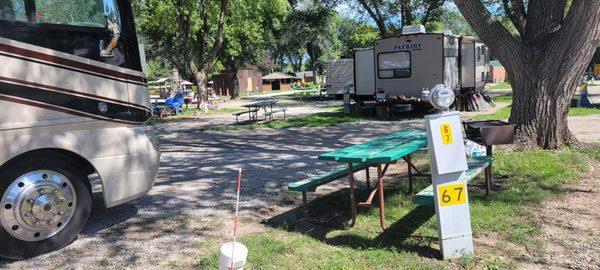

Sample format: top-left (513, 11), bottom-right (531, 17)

top-left (378, 52), bottom-right (411, 79)
top-left (34, 0), bottom-right (120, 28)
top-left (0, 0), bottom-right (27, 21)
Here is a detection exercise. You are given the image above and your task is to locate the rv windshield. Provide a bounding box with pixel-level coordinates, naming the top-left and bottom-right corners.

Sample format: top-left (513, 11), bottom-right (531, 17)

top-left (0, 0), bottom-right (27, 21)
top-left (35, 0), bottom-right (120, 28)
top-left (378, 52), bottom-right (411, 79)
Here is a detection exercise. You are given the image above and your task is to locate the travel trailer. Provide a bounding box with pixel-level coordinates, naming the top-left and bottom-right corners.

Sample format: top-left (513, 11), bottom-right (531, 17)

top-left (461, 37), bottom-right (490, 91)
top-left (326, 59), bottom-right (354, 96)
top-left (0, 0), bottom-right (159, 259)
top-left (373, 30), bottom-right (460, 100)
top-left (353, 48), bottom-right (376, 101)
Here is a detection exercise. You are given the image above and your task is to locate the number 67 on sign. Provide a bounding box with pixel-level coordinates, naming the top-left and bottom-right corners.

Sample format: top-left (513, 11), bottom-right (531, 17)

top-left (437, 183), bottom-right (467, 207)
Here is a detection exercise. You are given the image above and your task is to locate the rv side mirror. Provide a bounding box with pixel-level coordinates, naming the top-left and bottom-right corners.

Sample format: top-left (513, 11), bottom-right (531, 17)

top-left (100, 16), bottom-right (122, 58)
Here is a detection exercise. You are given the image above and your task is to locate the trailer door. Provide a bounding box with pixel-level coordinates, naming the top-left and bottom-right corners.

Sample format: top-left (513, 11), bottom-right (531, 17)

top-left (354, 49), bottom-right (375, 96)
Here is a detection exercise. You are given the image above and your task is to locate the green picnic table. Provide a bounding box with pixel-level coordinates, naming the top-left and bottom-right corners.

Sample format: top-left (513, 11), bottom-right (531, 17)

top-left (318, 129), bottom-right (428, 230)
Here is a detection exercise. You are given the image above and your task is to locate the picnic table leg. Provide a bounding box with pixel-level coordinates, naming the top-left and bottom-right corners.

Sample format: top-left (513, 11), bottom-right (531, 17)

top-left (365, 168), bottom-right (371, 189)
top-left (485, 166), bottom-right (492, 196)
top-left (348, 163), bottom-right (357, 228)
top-left (377, 164), bottom-right (386, 230)
top-left (486, 145), bottom-right (494, 190)
top-left (302, 192), bottom-right (309, 215)
top-left (407, 154), bottom-right (414, 194)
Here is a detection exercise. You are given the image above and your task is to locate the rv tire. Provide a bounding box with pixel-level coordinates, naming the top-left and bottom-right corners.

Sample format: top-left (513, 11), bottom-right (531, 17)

top-left (0, 154), bottom-right (92, 260)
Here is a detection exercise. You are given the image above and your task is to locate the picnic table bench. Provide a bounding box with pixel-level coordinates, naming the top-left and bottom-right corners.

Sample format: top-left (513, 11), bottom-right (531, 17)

top-left (288, 163), bottom-right (372, 209)
top-left (265, 108), bottom-right (287, 121)
top-left (233, 109), bottom-right (259, 124)
top-left (412, 156), bottom-right (493, 206)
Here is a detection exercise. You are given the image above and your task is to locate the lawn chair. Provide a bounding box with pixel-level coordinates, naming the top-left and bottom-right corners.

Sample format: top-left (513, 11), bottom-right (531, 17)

top-left (166, 93), bottom-right (185, 115)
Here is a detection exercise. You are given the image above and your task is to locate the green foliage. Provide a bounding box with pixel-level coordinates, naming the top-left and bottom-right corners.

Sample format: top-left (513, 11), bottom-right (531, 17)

top-left (36, 0), bottom-right (106, 27)
top-left (146, 60), bottom-right (172, 81)
top-left (219, 0), bottom-right (291, 73)
top-left (133, 0), bottom-right (226, 81)
top-left (286, 2), bottom-right (341, 75)
top-left (439, 9), bottom-right (475, 36)
top-left (337, 18), bottom-right (380, 58)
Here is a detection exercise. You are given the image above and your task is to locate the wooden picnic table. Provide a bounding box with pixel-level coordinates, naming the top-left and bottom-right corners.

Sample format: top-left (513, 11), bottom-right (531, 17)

top-left (318, 129), bottom-right (428, 230)
top-left (242, 100), bottom-right (279, 120)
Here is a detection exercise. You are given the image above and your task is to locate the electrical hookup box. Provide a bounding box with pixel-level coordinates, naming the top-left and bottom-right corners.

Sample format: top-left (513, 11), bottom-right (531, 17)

top-left (425, 111), bottom-right (474, 260)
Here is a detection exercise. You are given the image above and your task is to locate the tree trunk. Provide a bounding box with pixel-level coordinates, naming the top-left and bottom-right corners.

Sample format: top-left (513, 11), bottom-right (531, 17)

top-left (194, 71), bottom-right (208, 108)
top-left (229, 69), bottom-right (240, 99)
top-left (508, 65), bottom-right (580, 149)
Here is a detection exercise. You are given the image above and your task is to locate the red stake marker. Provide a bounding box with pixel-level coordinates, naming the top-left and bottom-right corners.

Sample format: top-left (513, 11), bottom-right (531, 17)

top-left (230, 168), bottom-right (242, 270)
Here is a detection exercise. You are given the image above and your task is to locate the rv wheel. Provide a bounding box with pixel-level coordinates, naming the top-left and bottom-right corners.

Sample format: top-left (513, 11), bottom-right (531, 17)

top-left (0, 154), bottom-right (92, 260)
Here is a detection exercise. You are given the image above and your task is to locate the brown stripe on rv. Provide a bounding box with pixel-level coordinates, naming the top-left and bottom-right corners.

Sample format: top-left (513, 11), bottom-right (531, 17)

top-left (0, 43), bottom-right (146, 84)
top-left (0, 76), bottom-right (151, 112)
top-left (0, 95), bottom-right (136, 125)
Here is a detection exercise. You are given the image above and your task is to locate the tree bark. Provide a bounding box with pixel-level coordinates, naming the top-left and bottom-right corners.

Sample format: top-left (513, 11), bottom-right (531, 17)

top-left (228, 69), bottom-right (240, 99)
top-left (501, 0), bottom-right (527, 37)
top-left (454, 0), bottom-right (600, 149)
top-left (194, 71), bottom-right (208, 109)
top-left (357, 0), bottom-right (388, 37)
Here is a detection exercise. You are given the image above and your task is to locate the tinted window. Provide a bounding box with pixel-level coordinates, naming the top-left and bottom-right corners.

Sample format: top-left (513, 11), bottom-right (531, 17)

top-left (378, 52), bottom-right (411, 79)
top-left (0, 0), bottom-right (27, 21)
top-left (34, 0), bottom-right (120, 28)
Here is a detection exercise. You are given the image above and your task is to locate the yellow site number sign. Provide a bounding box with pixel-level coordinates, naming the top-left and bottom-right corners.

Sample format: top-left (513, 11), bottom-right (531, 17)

top-left (437, 183), bottom-right (467, 207)
top-left (440, 123), bottom-right (453, 145)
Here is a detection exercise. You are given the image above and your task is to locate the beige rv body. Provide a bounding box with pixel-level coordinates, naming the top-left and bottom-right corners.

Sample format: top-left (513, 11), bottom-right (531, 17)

top-left (373, 34), bottom-right (460, 98)
top-left (0, 37), bottom-right (159, 208)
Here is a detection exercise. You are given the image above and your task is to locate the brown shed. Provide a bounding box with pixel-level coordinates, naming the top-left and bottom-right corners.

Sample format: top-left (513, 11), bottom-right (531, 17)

top-left (211, 68), bottom-right (263, 96)
top-left (262, 72), bottom-right (300, 91)
top-left (489, 60), bottom-right (506, 83)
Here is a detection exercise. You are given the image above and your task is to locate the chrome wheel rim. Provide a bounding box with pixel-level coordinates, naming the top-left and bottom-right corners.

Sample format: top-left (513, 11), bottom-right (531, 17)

top-left (1, 170), bottom-right (77, 241)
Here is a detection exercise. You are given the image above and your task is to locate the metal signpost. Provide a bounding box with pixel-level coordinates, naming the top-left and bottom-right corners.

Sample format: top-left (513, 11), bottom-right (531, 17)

top-left (423, 85), bottom-right (474, 260)
top-left (426, 111), bottom-right (474, 260)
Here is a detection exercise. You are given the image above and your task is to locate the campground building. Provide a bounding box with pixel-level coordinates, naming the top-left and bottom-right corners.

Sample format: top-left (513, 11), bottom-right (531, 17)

top-left (261, 72), bottom-right (300, 91)
top-left (489, 60), bottom-right (506, 83)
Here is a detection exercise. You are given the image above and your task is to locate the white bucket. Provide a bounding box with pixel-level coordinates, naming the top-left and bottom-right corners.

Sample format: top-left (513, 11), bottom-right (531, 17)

top-left (219, 242), bottom-right (248, 270)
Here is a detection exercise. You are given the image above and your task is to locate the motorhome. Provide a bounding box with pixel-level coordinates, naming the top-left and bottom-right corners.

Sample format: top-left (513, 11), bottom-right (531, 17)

top-left (0, 0), bottom-right (159, 259)
top-left (326, 58), bottom-right (354, 97)
top-left (373, 28), bottom-right (460, 100)
top-left (461, 37), bottom-right (490, 91)
top-left (353, 48), bottom-right (375, 101)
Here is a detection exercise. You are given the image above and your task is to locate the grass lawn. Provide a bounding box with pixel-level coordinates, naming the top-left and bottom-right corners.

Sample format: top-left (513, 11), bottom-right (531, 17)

top-left (208, 110), bottom-right (364, 131)
top-left (194, 148), bottom-right (598, 269)
top-left (474, 106), bottom-right (600, 120)
top-left (489, 82), bottom-right (512, 90)
top-left (148, 107), bottom-right (244, 124)
top-left (492, 94), bottom-right (513, 103)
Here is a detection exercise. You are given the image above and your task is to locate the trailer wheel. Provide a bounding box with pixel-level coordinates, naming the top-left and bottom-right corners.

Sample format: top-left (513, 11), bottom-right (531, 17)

top-left (0, 154), bottom-right (92, 260)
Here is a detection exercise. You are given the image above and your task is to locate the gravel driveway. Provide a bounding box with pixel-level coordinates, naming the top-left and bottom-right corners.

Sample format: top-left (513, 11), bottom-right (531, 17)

top-left (1, 101), bottom-right (598, 269)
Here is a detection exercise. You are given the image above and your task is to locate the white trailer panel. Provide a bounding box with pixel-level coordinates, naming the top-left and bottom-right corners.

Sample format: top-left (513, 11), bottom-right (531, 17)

top-left (461, 40), bottom-right (489, 90)
top-left (354, 49), bottom-right (375, 97)
top-left (326, 59), bottom-right (354, 95)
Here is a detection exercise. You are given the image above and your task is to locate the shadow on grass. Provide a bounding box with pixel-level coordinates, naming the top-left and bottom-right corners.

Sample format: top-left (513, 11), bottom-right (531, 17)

top-left (265, 184), bottom-right (440, 259)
